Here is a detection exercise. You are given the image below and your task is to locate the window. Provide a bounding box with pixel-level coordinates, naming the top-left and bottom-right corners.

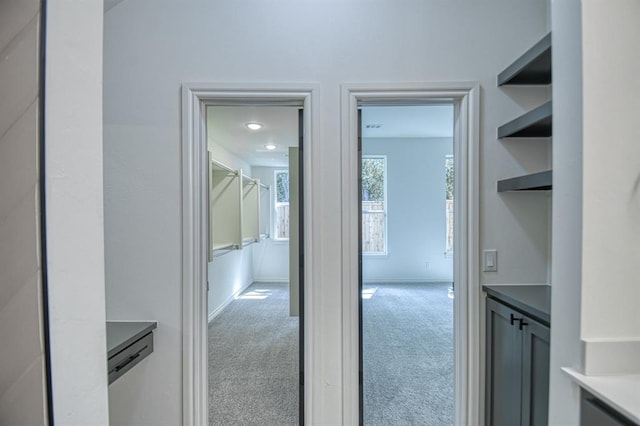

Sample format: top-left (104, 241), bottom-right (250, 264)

top-left (274, 170), bottom-right (289, 240)
top-left (362, 156), bottom-right (387, 254)
top-left (445, 155), bottom-right (454, 255)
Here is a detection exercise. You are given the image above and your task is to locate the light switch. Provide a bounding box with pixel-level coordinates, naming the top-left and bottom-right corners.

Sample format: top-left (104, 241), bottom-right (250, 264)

top-left (483, 249), bottom-right (497, 272)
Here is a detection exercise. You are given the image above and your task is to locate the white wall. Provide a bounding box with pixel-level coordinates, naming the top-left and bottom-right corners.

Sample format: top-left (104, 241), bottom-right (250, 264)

top-left (45, 1), bottom-right (110, 425)
top-left (102, 1), bottom-right (549, 423)
top-left (548, 0), bottom-right (583, 423)
top-left (0, 0), bottom-right (47, 424)
top-left (207, 249), bottom-right (254, 319)
top-left (362, 137), bottom-right (453, 283)
top-left (580, 0), bottom-right (640, 376)
top-left (252, 166), bottom-right (290, 282)
top-left (580, 0), bottom-right (640, 343)
top-left (550, 0), bottom-right (640, 422)
top-left (208, 144), bottom-right (251, 174)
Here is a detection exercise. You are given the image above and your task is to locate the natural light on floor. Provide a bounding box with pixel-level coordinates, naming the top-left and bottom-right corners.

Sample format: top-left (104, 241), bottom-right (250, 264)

top-left (362, 288), bottom-right (377, 300)
top-left (237, 289), bottom-right (272, 300)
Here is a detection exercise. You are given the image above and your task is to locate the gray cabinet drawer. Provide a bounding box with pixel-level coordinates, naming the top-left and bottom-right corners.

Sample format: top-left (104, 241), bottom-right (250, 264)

top-left (108, 331), bottom-right (154, 384)
top-left (581, 391), bottom-right (637, 426)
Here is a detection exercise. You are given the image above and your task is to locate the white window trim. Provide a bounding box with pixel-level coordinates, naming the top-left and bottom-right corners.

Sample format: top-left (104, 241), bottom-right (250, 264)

top-left (361, 155), bottom-right (388, 256)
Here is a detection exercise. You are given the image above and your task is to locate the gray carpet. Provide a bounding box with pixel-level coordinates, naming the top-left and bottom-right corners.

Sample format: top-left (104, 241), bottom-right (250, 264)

top-left (208, 281), bottom-right (454, 425)
top-left (363, 282), bottom-right (454, 426)
top-left (208, 282), bottom-right (299, 426)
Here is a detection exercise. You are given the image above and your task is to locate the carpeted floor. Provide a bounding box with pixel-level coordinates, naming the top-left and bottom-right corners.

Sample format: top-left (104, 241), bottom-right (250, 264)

top-left (208, 282), bottom-right (299, 426)
top-left (363, 282), bottom-right (454, 425)
top-left (208, 281), bottom-right (453, 425)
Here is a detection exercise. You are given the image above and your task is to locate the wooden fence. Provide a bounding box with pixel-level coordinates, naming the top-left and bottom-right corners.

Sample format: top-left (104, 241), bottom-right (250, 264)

top-left (275, 204), bottom-right (290, 239)
top-left (362, 201), bottom-right (385, 253)
top-left (275, 202), bottom-right (386, 251)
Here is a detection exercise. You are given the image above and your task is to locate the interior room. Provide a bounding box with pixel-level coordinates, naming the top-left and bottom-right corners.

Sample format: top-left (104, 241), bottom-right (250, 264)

top-left (360, 105), bottom-right (455, 425)
top-left (206, 104), bottom-right (458, 424)
top-left (2, 1), bottom-right (639, 426)
top-left (206, 106), bottom-right (300, 425)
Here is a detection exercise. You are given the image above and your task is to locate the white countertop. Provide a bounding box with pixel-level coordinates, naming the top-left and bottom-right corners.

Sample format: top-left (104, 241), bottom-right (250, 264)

top-left (563, 367), bottom-right (640, 424)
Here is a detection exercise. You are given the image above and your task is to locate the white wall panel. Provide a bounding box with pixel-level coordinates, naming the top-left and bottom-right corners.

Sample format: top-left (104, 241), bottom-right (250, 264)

top-left (103, 1), bottom-right (549, 423)
top-left (548, 0), bottom-right (584, 423)
top-left (580, 0), bottom-right (640, 341)
top-left (45, 1), bottom-right (109, 424)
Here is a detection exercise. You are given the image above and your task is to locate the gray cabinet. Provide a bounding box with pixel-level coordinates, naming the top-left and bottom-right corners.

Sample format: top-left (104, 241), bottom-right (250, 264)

top-left (521, 311), bottom-right (550, 426)
top-left (486, 297), bottom-right (550, 426)
top-left (580, 390), bottom-right (637, 426)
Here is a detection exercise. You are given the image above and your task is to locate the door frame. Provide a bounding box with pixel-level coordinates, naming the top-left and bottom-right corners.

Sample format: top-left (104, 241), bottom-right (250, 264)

top-left (340, 82), bottom-right (481, 425)
top-left (180, 83), bottom-right (319, 425)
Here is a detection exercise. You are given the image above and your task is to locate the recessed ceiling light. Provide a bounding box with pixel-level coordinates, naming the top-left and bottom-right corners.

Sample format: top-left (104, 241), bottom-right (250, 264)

top-left (246, 122), bottom-right (262, 130)
top-left (264, 143), bottom-right (277, 150)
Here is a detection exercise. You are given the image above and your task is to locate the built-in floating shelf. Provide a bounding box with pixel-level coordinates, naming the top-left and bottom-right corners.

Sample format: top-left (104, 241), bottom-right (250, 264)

top-left (497, 170), bottom-right (552, 192)
top-left (498, 33), bottom-right (552, 86)
top-left (107, 321), bottom-right (157, 385)
top-left (498, 101), bottom-right (552, 138)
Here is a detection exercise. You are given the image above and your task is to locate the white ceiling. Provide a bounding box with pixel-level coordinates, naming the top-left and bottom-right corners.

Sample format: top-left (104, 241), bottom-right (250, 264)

top-left (207, 105), bottom-right (453, 168)
top-left (207, 106), bottom-right (299, 168)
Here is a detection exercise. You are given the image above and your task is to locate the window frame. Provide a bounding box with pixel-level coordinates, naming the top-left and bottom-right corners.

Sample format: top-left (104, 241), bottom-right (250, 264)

top-left (361, 155), bottom-right (388, 256)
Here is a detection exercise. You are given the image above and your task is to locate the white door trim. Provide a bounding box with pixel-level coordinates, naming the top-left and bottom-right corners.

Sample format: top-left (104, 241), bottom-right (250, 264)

top-left (340, 82), bottom-right (481, 426)
top-left (180, 83), bottom-right (320, 426)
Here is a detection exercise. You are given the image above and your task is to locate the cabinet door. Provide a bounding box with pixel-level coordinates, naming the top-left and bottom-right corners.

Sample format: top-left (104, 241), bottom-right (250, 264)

top-left (486, 298), bottom-right (523, 426)
top-left (520, 315), bottom-right (550, 426)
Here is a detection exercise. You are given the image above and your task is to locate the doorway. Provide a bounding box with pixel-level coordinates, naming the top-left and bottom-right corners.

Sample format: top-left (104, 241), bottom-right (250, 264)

top-left (206, 105), bottom-right (302, 425)
top-left (340, 83), bottom-right (480, 425)
top-left (359, 105), bottom-right (455, 425)
top-left (181, 84), bottom-right (318, 425)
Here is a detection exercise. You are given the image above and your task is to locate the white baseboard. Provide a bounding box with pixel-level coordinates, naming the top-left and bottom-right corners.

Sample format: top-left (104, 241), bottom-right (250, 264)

top-left (362, 278), bottom-right (453, 284)
top-left (482, 282), bottom-right (550, 287)
top-left (207, 280), bottom-right (254, 323)
top-left (252, 277), bottom-right (289, 283)
top-left (582, 338), bottom-right (640, 375)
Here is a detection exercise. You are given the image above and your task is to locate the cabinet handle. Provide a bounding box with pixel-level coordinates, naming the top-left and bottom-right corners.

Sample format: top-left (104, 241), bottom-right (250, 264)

top-left (114, 346), bottom-right (147, 372)
top-left (510, 313), bottom-right (517, 325)
top-left (518, 319), bottom-right (529, 330)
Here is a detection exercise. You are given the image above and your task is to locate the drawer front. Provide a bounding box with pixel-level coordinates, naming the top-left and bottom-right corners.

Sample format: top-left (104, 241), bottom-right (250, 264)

top-left (581, 393), bottom-right (635, 426)
top-left (108, 332), bottom-right (154, 384)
